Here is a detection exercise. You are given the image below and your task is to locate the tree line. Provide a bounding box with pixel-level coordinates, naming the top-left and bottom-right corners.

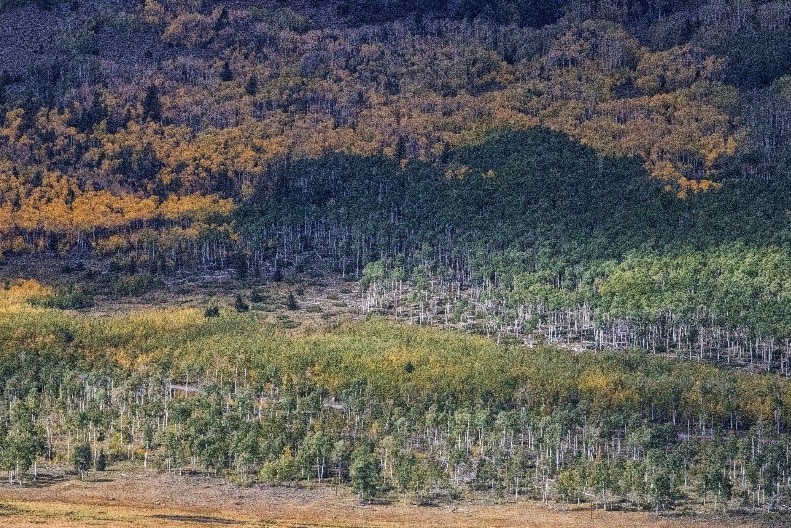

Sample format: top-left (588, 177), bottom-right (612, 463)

top-left (230, 128), bottom-right (791, 367)
top-left (0, 290), bottom-right (790, 511)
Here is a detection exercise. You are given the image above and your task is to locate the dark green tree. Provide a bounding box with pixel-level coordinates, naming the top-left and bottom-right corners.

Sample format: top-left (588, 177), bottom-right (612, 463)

top-left (350, 443), bottom-right (381, 502)
top-left (95, 449), bottom-right (107, 471)
top-left (141, 85), bottom-right (162, 122)
top-left (645, 450), bottom-right (676, 512)
top-left (1, 397), bottom-right (45, 484)
top-left (234, 294), bottom-right (249, 312)
top-left (73, 443), bottom-right (92, 479)
top-left (245, 75), bottom-right (258, 96)
top-left (220, 61), bottom-right (234, 82)
top-left (214, 6), bottom-right (229, 30)
top-left (286, 292), bottom-right (299, 311)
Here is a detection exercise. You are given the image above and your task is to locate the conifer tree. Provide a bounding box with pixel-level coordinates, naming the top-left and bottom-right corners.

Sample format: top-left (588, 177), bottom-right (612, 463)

top-left (141, 85), bottom-right (161, 122)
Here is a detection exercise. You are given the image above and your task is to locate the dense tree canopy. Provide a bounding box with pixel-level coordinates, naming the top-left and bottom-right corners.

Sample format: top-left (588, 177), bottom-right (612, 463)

top-left (0, 288), bottom-right (789, 509)
top-left (1, 1), bottom-right (791, 513)
top-left (0, 0), bottom-right (780, 260)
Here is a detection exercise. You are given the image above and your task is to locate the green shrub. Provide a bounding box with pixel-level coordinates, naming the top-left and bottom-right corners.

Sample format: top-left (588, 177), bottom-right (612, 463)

top-left (286, 292), bottom-right (298, 310)
top-left (113, 274), bottom-right (165, 296)
top-left (29, 283), bottom-right (94, 310)
top-left (234, 294), bottom-right (249, 312)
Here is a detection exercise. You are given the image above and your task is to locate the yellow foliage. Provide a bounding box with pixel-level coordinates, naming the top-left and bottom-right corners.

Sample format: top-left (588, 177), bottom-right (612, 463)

top-left (635, 45), bottom-right (724, 94)
top-left (579, 370), bottom-right (638, 413)
top-left (122, 195), bottom-right (160, 224)
top-left (0, 108), bottom-right (26, 141)
top-left (158, 193), bottom-right (235, 222)
top-left (142, 0), bottom-right (166, 25)
top-left (14, 202), bottom-right (43, 231)
top-left (443, 165), bottom-right (470, 180)
top-left (0, 12), bottom-right (743, 257)
top-left (11, 236), bottom-right (28, 253)
top-left (5, 278), bottom-right (52, 303)
top-left (95, 234), bottom-right (131, 255)
top-left (40, 200), bottom-right (74, 234)
top-left (0, 206), bottom-right (11, 235)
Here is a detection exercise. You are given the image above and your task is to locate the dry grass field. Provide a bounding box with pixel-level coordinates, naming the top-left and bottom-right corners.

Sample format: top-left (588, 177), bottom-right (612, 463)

top-left (0, 471), bottom-right (776, 528)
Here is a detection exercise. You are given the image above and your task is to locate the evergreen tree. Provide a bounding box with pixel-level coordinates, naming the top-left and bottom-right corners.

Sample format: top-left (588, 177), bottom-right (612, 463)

top-left (141, 85), bottom-right (161, 122)
top-left (245, 75), bottom-right (258, 96)
top-left (220, 61), bottom-right (233, 82)
top-left (234, 294), bottom-right (249, 312)
top-left (95, 449), bottom-right (107, 471)
top-left (286, 292), bottom-right (298, 310)
top-left (73, 443), bottom-right (92, 480)
top-left (214, 6), bottom-right (229, 31)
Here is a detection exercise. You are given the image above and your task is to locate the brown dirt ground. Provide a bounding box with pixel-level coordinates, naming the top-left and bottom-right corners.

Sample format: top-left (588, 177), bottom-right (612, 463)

top-left (0, 470), bottom-right (779, 528)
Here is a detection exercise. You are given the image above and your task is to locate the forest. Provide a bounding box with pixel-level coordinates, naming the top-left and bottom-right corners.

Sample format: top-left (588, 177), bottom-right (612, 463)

top-left (1, 285), bottom-right (790, 512)
top-left (1, 0), bottom-right (791, 517)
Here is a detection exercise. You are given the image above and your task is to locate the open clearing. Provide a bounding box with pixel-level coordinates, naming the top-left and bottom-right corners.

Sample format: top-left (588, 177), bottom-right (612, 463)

top-left (0, 471), bottom-right (775, 528)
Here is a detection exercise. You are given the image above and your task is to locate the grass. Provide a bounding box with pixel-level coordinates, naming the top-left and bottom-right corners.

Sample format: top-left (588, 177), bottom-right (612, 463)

top-left (0, 480), bottom-right (768, 528)
top-left (0, 500), bottom-right (250, 527)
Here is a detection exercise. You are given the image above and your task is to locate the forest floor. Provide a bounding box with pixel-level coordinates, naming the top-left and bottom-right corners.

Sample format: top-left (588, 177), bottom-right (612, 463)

top-left (0, 470), bottom-right (776, 528)
top-left (98, 270), bottom-right (367, 335)
top-left (0, 253), bottom-right (367, 332)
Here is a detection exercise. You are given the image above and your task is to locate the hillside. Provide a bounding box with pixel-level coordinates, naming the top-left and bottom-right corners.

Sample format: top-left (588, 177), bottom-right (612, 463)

top-left (0, 0), bottom-right (789, 352)
top-left (2, 0), bottom-right (791, 520)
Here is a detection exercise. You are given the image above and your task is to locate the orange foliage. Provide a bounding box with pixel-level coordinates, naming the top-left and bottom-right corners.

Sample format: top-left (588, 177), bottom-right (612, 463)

top-left (529, 22), bottom-right (734, 192)
top-left (158, 194), bottom-right (235, 222)
top-left (0, 12), bottom-right (744, 253)
top-left (162, 13), bottom-right (215, 48)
